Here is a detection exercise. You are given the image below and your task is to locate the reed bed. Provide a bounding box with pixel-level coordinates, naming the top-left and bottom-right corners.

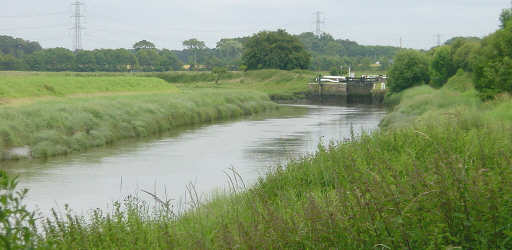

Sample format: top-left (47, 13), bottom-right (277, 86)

top-left (0, 90), bottom-right (277, 160)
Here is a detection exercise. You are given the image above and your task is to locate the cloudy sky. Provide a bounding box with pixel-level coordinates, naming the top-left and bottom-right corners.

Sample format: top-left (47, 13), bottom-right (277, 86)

top-left (2, 0), bottom-right (510, 50)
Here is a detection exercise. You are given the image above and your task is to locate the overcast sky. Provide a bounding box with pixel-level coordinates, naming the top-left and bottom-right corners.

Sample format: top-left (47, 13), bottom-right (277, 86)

top-left (2, 0), bottom-right (510, 50)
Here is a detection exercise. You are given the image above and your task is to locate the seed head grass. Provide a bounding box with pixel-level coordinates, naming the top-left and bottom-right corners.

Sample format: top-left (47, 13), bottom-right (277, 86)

top-left (0, 90), bottom-right (277, 160)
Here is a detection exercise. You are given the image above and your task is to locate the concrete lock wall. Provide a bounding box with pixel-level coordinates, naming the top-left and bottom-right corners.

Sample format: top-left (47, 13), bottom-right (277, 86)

top-left (308, 83), bottom-right (347, 97)
top-left (346, 81), bottom-right (374, 96)
top-left (308, 81), bottom-right (386, 104)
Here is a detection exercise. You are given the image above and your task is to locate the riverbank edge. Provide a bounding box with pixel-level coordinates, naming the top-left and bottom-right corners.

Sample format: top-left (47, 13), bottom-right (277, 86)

top-left (0, 90), bottom-right (278, 162)
top-left (24, 72), bottom-right (512, 248)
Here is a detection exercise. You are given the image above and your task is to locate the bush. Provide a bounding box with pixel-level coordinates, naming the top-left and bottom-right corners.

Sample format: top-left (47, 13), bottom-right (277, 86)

top-left (0, 171), bottom-right (37, 249)
top-left (388, 50), bottom-right (430, 93)
top-left (430, 46), bottom-right (457, 87)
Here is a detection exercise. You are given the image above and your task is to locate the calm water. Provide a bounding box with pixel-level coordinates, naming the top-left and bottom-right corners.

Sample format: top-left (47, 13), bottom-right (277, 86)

top-left (2, 104), bottom-right (386, 215)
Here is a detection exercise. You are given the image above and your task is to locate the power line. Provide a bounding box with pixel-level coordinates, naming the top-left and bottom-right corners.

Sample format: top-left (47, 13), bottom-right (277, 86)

top-left (71, 1), bottom-right (84, 51)
top-left (314, 11), bottom-right (324, 36)
top-left (0, 24), bottom-right (65, 31)
top-left (0, 11), bottom-right (67, 18)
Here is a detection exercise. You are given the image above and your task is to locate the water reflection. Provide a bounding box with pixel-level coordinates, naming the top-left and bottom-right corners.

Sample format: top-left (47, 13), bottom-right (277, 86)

top-left (1, 104), bottom-right (386, 215)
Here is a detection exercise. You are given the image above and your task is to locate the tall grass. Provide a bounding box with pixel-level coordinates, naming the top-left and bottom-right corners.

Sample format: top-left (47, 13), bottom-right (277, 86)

top-left (0, 74), bottom-right (177, 99)
top-left (381, 71), bottom-right (482, 128)
top-left (0, 90), bottom-right (276, 160)
top-left (11, 115), bottom-right (510, 249)
top-left (3, 71), bottom-right (512, 248)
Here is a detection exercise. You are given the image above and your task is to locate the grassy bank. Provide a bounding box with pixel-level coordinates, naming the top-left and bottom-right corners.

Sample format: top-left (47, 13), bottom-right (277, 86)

top-left (153, 69), bottom-right (318, 100)
top-left (2, 71), bottom-right (511, 249)
top-left (0, 72), bottom-right (178, 101)
top-left (381, 70), bottom-right (482, 128)
top-left (9, 106), bottom-right (510, 249)
top-left (0, 90), bottom-right (277, 160)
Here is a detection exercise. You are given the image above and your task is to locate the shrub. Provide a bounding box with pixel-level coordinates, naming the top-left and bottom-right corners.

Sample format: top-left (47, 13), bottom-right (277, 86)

top-left (0, 171), bottom-right (37, 249)
top-left (388, 50), bottom-right (430, 93)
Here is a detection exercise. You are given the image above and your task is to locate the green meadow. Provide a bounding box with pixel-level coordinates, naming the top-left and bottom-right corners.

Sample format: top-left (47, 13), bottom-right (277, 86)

top-left (0, 72), bottom-right (178, 101)
top-left (152, 69), bottom-right (318, 100)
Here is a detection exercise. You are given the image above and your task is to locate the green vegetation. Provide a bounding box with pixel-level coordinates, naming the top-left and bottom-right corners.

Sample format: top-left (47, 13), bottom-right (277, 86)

top-left (242, 30), bottom-right (311, 70)
top-left (4, 5), bottom-right (512, 248)
top-left (0, 171), bottom-right (36, 249)
top-left (0, 29), bottom-right (402, 73)
top-left (154, 69), bottom-right (317, 100)
top-left (430, 45), bottom-right (457, 87)
top-left (474, 17), bottom-right (512, 99)
top-left (385, 5), bottom-right (512, 101)
top-left (500, 7), bottom-right (512, 28)
top-left (382, 71), bottom-right (480, 128)
top-left (0, 90), bottom-right (276, 160)
top-left (387, 50), bottom-right (430, 93)
top-left (385, 36), bottom-right (481, 95)
top-left (297, 32), bottom-right (400, 71)
top-left (4, 72), bottom-right (512, 248)
top-left (182, 38), bottom-right (207, 69)
top-left (0, 73), bottom-right (178, 100)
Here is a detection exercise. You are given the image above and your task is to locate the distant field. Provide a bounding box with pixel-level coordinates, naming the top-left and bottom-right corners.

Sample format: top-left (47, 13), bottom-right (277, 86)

top-left (0, 72), bottom-right (178, 100)
top-left (153, 69), bottom-right (318, 100)
top-left (0, 69), bottom-right (384, 102)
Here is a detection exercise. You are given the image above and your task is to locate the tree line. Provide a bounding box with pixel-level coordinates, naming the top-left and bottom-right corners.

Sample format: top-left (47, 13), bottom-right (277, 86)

top-left (387, 4), bottom-right (512, 99)
top-left (297, 32), bottom-right (400, 72)
top-left (0, 37), bottom-right (183, 72)
top-left (0, 29), bottom-right (402, 72)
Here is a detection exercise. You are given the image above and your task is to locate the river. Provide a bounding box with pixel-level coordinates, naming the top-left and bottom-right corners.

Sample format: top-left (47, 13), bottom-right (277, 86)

top-left (2, 104), bottom-right (386, 216)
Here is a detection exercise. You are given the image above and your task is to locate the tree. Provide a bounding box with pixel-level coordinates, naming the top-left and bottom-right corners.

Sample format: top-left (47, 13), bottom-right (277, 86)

top-left (242, 29), bottom-right (311, 70)
top-left (212, 67), bottom-right (227, 84)
top-left (500, 6), bottom-right (512, 28)
top-left (216, 39), bottom-right (243, 59)
top-left (0, 53), bottom-right (27, 71)
top-left (114, 49), bottom-right (138, 72)
top-left (159, 49), bottom-right (182, 71)
top-left (474, 20), bottom-right (512, 99)
top-left (452, 41), bottom-right (480, 72)
top-left (183, 38), bottom-right (206, 69)
top-left (444, 36), bottom-right (481, 46)
top-left (25, 48), bottom-right (74, 71)
top-left (216, 39), bottom-right (243, 69)
top-left (74, 50), bottom-right (97, 72)
top-left (430, 46), bottom-right (457, 87)
top-left (388, 50), bottom-right (430, 93)
top-left (133, 40), bottom-right (156, 51)
top-left (295, 32), bottom-right (400, 71)
top-left (0, 35), bottom-right (42, 58)
top-left (136, 49), bottom-right (161, 72)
